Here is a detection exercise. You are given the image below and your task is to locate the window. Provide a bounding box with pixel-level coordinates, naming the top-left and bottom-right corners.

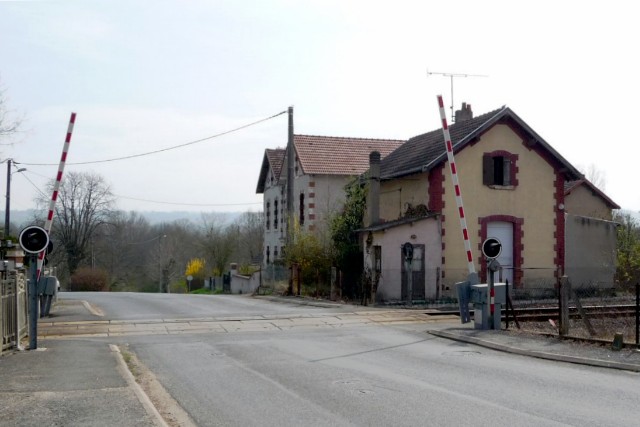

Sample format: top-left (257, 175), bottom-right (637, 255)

top-left (493, 156), bottom-right (509, 185)
top-left (299, 193), bottom-right (305, 226)
top-left (373, 246), bottom-right (382, 273)
top-left (266, 246), bottom-right (270, 264)
top-left (483, 151), bottom-right (518, 187)
top-left (266, 201), bottom-right (271, 230)
top-left (274, 199), bottom-right (278, 229)
top-left (274, 246), bottom-right (278, 259)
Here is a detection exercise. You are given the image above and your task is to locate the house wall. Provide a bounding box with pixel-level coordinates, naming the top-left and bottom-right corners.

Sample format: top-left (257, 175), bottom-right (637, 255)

top-left (565, 185), bottom-right (613, 221)
top-left (565, 214), bottom-right (617, 287)
top-left (440, 124), bottom-right (558, 289)
top-left (377, 175), bottom-right (428, 222)
top-left (364, 218), bottom-right (441, 302)
top-left (294, 174), bottom-right (351, 234)
top-left (263, 178), bottom-right (285, 265)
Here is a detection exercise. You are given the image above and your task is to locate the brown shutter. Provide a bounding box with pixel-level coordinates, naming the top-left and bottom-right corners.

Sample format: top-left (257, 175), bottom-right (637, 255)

top-left (482, 154), bottom-right (493, 186)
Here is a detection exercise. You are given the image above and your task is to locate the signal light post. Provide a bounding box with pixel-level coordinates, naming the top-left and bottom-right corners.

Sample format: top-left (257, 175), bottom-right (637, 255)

top-left (19, 225), bottom-right (50, 350)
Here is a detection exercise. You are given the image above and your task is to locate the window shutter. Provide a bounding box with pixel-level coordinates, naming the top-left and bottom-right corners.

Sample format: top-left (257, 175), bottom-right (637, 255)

top-left (482, 155), bottom-right (493, 185)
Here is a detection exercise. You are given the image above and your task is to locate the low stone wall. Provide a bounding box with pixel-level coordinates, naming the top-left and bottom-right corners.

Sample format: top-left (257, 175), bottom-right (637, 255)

top-left (230, 271), bottom-right (260, 294)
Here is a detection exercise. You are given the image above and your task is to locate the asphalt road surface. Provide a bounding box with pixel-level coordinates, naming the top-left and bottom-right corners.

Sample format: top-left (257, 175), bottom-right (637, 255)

top-left (51, 293), bottom-right (640, 426)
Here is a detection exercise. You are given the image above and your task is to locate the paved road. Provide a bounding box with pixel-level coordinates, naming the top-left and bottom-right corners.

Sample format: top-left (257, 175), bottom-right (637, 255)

top-left (59, 292), bottom-right (358, 321)
top-left (32, 293), bottom-right (640, 426)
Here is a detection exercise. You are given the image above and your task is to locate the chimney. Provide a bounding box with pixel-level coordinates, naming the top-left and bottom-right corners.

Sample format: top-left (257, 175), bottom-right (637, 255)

top-left (368, 151), bottom-right (381, 226)
top-left (455, 102), bottom-right (473, 122)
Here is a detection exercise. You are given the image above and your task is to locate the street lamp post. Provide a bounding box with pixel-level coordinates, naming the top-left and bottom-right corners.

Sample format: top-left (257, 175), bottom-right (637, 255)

top-left (4, 159), bottom-right (27, 238)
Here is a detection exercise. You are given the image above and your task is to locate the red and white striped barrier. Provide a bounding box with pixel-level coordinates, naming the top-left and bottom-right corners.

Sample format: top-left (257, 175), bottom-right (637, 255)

top-left (436, 95), bottom-right (476, 275)
top-left (37, 112), bottom-right (77, 280)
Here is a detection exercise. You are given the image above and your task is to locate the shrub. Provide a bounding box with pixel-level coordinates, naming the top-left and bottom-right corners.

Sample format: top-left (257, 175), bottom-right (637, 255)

top-left (238, 264), bottom-right (259, 275)
top-left (168, 281), bottom-right (188, 293)
top-left (68, 267), bottom-right (109, 292)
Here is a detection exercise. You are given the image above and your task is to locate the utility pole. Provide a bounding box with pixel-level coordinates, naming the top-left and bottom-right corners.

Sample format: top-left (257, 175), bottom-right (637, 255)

top-left (4, 158), bottom-right (11, 238)
top-left (4, 159), bottom-right (26, 238)
top-left (286, 106), bottom-right (294, 244)
top-left (427, 70), bottom-right (488, 123)
top-left (286, 106), bottom-right (294, 295)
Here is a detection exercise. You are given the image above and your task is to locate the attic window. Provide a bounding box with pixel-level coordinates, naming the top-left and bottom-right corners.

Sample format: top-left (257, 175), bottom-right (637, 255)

top-left (483, 151), bottom-right (518, 188)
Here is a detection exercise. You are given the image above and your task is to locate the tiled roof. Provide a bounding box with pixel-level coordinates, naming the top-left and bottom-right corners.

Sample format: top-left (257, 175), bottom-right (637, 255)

top-left (380, 107), bottom-right (507, 179)
top-left (255, 148), bottom-right (285, 194)
top-left (266, 148), bottom-right (286, 180)
top-left (379, 106), bottom-right (585, 182)
top-left (294, 135), bottom-right (404, 176)
top-left (357, 212), bottom-right (439, 233)
top-left (565, 179), bottom-right (620, 209)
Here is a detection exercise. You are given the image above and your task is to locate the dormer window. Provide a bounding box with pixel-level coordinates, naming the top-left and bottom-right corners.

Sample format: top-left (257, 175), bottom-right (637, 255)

top-left (483, 151), bottom-right (518, 188)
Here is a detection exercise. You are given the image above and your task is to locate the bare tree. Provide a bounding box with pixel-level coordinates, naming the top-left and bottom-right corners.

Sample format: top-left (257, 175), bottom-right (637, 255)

top-left (94, 210), bottom-right (153, 290)
top-left (233, 211), bottom-right (264, 264)
top-left (578, 163), bottom-right (607, 191)
top-left (42, 172), bottom-right (115, 276)
top-left (200, 213), bottom-right (235, 276)
top-left (146, 220), bottom-right (198, 292)
top-left (0, 81), bottom-right (23, 142)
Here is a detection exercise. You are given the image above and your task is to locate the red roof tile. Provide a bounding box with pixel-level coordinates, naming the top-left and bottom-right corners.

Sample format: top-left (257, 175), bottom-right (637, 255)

top-left (294, 135), bottom-right (404, 175)
top-left (266, 148), bottom-right (286, 180)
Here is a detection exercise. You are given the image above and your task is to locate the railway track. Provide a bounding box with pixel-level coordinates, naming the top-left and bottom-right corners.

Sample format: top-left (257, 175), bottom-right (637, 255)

top-left (508, 304), bottom-right (638, 322)
top-left (427, 304), bottom-right (638, 323)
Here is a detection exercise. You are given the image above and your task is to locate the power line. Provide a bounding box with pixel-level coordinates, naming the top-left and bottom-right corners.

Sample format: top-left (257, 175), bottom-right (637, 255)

top-left (15, 171), bottom-right (48, 198)
top-left (18, 109), bottom-right (287, 166)
top-left (14, 172), bottom-right (263, 208)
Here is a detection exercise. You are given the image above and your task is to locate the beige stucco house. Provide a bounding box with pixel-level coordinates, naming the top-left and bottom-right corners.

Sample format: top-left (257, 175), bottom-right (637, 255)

top-left (256, 135), bottom-right (404, 265)
top-left (361, 104), bottom-right (619, 303)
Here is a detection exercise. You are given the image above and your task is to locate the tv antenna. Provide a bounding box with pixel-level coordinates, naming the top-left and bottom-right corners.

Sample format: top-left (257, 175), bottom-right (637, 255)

top-left (427, 70), bottom-right (488, 122)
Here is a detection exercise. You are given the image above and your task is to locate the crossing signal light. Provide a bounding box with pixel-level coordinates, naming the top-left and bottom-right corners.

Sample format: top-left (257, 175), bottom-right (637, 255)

top-left (19, 226), bottom-right (50, 254)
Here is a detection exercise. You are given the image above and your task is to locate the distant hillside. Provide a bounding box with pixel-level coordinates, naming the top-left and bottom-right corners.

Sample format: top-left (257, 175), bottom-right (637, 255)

top-left (2, 209), bottom-right (246, 228)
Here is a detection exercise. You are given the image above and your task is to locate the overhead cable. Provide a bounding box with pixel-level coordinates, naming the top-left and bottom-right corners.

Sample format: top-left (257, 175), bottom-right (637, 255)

top-left (19, 109), bottom-right (287, 166)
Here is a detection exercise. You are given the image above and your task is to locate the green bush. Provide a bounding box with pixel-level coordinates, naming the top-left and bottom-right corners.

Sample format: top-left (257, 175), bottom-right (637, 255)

top-left (168, 281), bottom-right (188, 293)
top-left (238, 264), bottom-right (259, 275)
top-left (68, 267), bottom-right (109, 292)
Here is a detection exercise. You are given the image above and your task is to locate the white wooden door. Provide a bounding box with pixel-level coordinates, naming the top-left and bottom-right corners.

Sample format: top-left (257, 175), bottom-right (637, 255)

top-left (487, 221), bottom-right (513, 284)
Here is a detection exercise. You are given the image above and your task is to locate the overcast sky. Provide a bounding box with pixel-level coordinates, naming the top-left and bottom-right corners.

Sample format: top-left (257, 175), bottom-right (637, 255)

top-left (1, 0), bottom-right (639, 215)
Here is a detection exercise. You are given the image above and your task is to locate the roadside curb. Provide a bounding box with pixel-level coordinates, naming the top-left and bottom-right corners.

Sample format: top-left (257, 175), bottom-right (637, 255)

top-left (429, 330), bottom-right (640, 373)
top-left (110, 344), bottom-right (169, 427)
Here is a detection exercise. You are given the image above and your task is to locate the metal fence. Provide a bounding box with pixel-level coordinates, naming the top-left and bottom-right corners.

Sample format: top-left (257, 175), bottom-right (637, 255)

top-left (1, 271), bottom-right (28, 354)
top-left (258, 264), bottom-right (290, 295)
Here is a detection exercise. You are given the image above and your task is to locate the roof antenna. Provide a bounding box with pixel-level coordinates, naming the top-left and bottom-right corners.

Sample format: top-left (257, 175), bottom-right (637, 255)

top-left (427, 70), bottom-right (488, 123)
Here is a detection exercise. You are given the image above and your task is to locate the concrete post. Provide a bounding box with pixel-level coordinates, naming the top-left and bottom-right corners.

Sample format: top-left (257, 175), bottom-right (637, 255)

top-left (28, 254), bottom-right (38, 350)
top-left (559, 276), bottom-right (570, 336)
